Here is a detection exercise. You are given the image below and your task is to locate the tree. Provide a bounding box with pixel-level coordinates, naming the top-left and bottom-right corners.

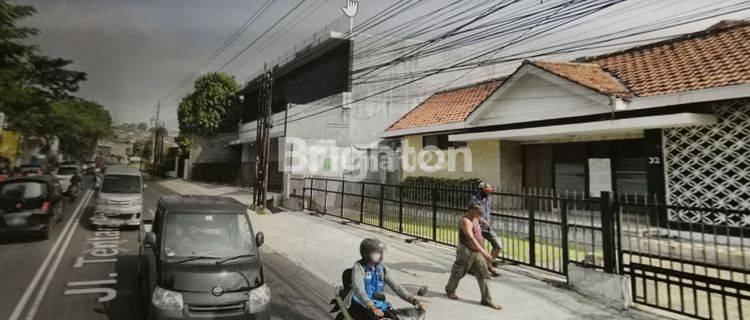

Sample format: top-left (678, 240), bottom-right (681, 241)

top-left (0, 0), bottom-right (87, 138)
top-left (50, 99), bottom-right (113, 160)
top-left (137, 122), bottom-right (148, 131)
top-left (177, 72), bottom-right (240, 137)
top-left (133, 139), bottom-right (153, 162)
top-left (175, 134), bottom-right (192, 156)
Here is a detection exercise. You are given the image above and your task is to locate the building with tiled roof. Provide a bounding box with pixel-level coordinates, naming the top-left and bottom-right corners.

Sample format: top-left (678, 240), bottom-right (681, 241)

top-left (386, 78), bottom-right (505, 132)
top-left (383, 20), bottom-right (750, 227)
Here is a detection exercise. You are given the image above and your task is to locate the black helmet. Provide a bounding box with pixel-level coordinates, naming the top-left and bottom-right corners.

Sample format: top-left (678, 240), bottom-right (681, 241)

top-left (359, 238), bottom-right (385, 260)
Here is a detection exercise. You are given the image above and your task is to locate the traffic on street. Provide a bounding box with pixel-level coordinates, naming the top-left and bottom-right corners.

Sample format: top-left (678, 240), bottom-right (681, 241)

top-left (3, 0), bottom-right (750, 319)
top-left (0, 173), bottom-right (333, 320)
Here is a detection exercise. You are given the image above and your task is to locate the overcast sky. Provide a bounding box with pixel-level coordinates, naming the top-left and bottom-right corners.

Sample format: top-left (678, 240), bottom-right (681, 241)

top-left (22, 0), bottom-right (750, 132)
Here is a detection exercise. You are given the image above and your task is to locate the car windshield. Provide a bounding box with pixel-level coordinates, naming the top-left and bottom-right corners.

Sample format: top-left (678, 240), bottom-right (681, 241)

top-left (56, 167), bottom-right (77, 175)
top-left (162, 212), bottom-right (255, 260)
top-left (0, 182), bottom-right (47, 200)
top-left (100, 175), bottom-right (141, 194)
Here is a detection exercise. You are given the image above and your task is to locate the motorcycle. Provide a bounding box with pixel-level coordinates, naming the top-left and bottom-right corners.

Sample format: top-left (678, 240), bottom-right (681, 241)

top-left (330, 268), bottom-right (427, 320)
top-left (67, 175), bottom-right (82, 202)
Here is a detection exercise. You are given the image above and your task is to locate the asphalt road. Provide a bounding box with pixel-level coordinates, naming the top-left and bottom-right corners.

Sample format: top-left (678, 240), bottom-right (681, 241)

top-left (0, 176), bottom-right (333, 320)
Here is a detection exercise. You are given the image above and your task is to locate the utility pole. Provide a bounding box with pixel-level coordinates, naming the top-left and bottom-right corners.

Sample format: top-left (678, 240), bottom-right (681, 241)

top-left (153, 101), bottom-right (161, 166)
top-left (255, 70), bottom-right (273, 210)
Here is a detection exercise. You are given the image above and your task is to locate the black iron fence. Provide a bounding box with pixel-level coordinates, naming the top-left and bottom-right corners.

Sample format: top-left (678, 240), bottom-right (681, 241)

top-left (618, 197), bottom-right (750, 320)
top-left (300, 177), bottom-right (750, 320)
top-left (301, 177), bottom-right (609, 276)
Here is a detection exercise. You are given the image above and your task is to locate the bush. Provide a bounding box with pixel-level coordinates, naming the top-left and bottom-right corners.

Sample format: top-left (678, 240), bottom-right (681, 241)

top-left (402, 176), bottom-right (480, 190)
top-left (144, 161), bottom-right (170, 179)
top-left (401, 176), bottom-right (480, 205)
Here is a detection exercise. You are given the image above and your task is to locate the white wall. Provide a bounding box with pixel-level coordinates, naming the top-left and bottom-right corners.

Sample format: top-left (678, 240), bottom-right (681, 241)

top-left (475, 73), bottom-right (611, 127)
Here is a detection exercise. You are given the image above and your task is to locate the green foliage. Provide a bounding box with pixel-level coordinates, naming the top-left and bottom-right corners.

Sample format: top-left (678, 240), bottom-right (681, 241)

top-left (137, 122), bottom-right (148, 131)
top-left (50, 99), bottom-right (113, 160)
top-left (177, 72), bottom-right (240, 137)
top-left (132, 139), bottom-right (153, 161)
top-left (144, 160), bottom-right (170, 179)
top-left (175, 135), bottom-right (192, 156)
top-left (402, 176), bottom-right (480, 190)
top-left (401, 176), bottom-right (479, 204)
top-left (0, 0), bottom-right (88, 138)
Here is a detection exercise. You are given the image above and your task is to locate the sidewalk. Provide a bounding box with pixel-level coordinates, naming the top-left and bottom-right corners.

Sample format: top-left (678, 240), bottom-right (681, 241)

top-left (158, 179), bottom-right (662, 320)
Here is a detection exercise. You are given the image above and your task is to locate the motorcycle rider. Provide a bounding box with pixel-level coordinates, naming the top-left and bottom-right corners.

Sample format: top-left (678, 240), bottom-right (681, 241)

top-left (69, 170), bottom-right (83, 197)
top-left (344, 238), bottom-right (423, 319)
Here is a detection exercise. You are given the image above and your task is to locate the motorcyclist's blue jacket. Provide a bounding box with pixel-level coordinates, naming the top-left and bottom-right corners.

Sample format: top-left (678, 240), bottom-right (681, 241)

top-left (352, 263), bottom-right (389, 310)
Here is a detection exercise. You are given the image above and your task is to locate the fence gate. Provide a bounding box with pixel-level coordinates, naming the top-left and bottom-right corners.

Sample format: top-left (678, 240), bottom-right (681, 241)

top-left (618, 199), bottom-right (750, 320)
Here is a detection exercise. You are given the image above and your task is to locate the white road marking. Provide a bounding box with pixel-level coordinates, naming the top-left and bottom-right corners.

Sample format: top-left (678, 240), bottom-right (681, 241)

top-left (8, 189), bottom-right (94, 320)
top-left (66, 279), bottom-right (117, 287)
top-left (24, 189), bottom-right (94, 320)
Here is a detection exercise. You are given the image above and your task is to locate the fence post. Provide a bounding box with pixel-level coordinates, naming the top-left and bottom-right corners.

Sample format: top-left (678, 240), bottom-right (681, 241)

top-left (600, 191), bottom-right (616, 274)
top-left (323, 180), bottom-right (328, 215)
top-left (340, 181), bottom-right (345, 218)
top-left (378, 184), bottom-right (384, 228)
top-left (560, 199), bottom-right (570, 278)
top-left (398, 185), bottom-right (403, 233)
top-left (359, 182), bottom-right (365, 223)
top-left (432, 188), bottom-right (438, 242)
top-left (528, 192), bottom-right (536, 267)
top-left (302, 178), bottom-right (307, 211)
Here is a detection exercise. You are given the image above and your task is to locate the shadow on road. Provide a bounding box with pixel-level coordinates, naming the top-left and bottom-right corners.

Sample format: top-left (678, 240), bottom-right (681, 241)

top-left (96, 254), bottom-right (146, 320)
top-left (0, 233), bottom-right (46, 244)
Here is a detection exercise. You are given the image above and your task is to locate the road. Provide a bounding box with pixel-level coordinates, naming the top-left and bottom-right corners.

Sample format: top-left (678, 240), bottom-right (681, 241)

top-left (0, 177), bottom-right (333, 320)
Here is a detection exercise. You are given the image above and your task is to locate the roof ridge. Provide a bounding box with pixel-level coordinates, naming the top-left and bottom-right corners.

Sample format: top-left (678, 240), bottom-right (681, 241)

top-left (576, 19), bottom-right (750, 63)
top-left (433, 76), bottom-right (507, 95)
top-left (532, 60), bottom-right (601, 68)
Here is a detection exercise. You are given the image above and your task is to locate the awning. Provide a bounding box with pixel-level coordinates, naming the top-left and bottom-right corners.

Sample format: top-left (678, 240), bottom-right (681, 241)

top-left (229, 137), bottom-right (254, 146)
top-left (450, 113), bottom-right (717, 142)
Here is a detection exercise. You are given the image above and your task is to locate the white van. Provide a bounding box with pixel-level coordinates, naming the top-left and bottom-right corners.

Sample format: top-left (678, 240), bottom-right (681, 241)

top-left (91, 165), bottom-right (144, 228)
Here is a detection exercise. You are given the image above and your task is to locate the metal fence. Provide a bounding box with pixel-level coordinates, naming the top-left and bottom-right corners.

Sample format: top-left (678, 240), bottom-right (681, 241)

top-left (618, 197), bottom-right (750, 320)
top-left (300, 177), bottom-right (750, 320)
top-left (300, 177), bottom-right (608, 276)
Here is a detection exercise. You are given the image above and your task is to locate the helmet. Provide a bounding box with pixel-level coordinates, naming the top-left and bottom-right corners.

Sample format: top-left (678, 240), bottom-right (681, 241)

top-left (478, 181), bottom-right (494, 194)
top-left (359, 238), bottom-right (386, 261)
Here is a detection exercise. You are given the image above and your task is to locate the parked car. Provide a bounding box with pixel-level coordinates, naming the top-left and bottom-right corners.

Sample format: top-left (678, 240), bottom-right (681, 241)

top-left (54, 165), bottom-right (82, 196)
top-left (91, 165), bottom-right (144, 228)
top-left (0, 176), bottom-right (66, 239)
top-left (138, 195), bottom-right (269, 320)
top-left (19, 164), bottom-right (44, 176)
top-left (85, 160), bottom-right (98, 175)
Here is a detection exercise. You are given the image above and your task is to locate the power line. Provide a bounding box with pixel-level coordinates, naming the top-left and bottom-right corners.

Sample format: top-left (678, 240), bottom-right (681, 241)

top-left (157, 0), bottom-right (276, 105)
top-left (218, 0), bottom-right (310, 72)
top-left (262, 0), bottom-right (750, 129)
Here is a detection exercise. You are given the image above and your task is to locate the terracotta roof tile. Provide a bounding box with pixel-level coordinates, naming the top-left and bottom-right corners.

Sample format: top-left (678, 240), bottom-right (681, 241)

top-left (583, 20), bottom-right (750, 97)
top-left (386, 78), bottom-right (504, 131)
top-left (530, 61), bottom-right (631, 98)
top-left (386, 20), bottom-right (750, 133)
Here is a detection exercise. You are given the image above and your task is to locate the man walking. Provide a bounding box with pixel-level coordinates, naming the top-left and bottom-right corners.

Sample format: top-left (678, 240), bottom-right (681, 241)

top-left (445, 203), bottom-right (502, 310)
top-left (470, 182), bottom-right (502, 276)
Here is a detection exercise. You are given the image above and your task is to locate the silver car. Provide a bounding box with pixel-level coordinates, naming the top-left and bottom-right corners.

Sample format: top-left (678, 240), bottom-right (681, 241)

top-left (91, 165), bottom-right (144, 228)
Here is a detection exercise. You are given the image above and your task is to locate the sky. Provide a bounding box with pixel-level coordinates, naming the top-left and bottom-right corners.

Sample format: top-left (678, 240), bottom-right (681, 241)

top-left (21, 0), bottom-right (750, 133)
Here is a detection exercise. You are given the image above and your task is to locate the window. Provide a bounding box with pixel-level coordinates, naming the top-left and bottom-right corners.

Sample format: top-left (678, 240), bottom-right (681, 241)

top-left (162, 213), bottom-right (255, 259)
top-left (101, 175), bottom-right (142, 194)
top-left (554, 162), bottom-right (586, 193)
top-left (614, 158), bottom-right (648, 195)
top-left (56, 167), bottom-right (78, 175)
top-left (423, 134), bottom-right (466, 150)
top-left (0, 181), bottom-right (48, 199)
